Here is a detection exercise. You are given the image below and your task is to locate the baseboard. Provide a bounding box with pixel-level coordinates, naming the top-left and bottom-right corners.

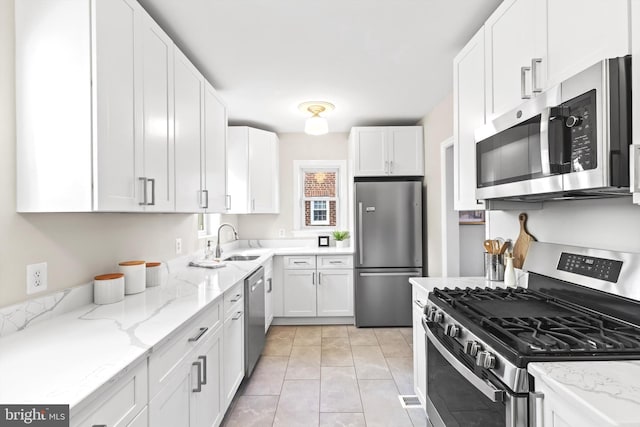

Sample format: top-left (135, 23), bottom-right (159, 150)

top-left (271, 316), bottom-right (354, 326)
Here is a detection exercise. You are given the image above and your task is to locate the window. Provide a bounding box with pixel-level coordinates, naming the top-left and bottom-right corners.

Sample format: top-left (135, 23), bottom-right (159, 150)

top-left (293, 160), bottom-right (347, 234)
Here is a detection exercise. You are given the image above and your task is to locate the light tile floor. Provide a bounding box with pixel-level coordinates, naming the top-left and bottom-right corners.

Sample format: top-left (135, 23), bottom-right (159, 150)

top-left (221, 325), bottom-right (427, 427)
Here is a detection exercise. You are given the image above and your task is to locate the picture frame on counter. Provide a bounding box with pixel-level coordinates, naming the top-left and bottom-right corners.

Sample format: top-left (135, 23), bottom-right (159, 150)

top-left (318, 235), bottom-right (330, 247)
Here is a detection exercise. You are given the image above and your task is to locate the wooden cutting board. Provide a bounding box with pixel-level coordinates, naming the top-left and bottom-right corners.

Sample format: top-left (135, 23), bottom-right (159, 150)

top-left (513, 213), bottom-right (536, 269)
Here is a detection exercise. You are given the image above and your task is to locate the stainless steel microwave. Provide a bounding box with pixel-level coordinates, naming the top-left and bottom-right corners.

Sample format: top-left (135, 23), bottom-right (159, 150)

top-left (475, 56), bottom-right (631, 202)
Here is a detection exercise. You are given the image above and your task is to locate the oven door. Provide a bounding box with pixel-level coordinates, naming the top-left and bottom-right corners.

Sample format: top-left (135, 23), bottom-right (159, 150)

top-left (423, 319), bottom-right (529, 427)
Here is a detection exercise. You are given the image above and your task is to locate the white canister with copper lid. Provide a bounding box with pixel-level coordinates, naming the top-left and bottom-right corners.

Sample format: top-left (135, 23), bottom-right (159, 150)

top-left (94, 273), bottom-right (125, 304)
top-left (146, 262), bottom-right (167, 287)
top-left (118, 260), bottom-right (146, 294)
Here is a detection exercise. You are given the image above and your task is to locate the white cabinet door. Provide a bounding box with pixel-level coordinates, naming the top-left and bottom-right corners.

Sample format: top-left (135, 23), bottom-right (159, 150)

top-left (174, 48), bottom-right (205, 213)
top-left (191, 327), bottom-right (223, 427)
top-left (352, 128), bottom-right (388, 176)
top-left (149, 373), bottom-right (191, 427)
top-left (248, 128), bottom-right (279, 213)
top-left (126, 407), bottom-right (148, 427)
top-left (388, 127), bottom-right (424, 176)
top-left (317, 269), bottom-right (354, 317)
top-left (485, 0), bottom-right (546, 119)
top-left (533, 379), bottom-right (602, 427)
top-left (412, 287), bottom-right (428, 408)
top-left (283, 270), bottom-right (317, 317)
top-left (454, 27), bottom-right (486, 211)
top-left (203, 82), bottom-right (228, 213)
top-left (140, 10), bottom-right (174, 212)
top-left (545, 0), bottom-right (630, 88)
top-left (226, 127), bottom-right (250, 213)
top-left (93, 0), bottom-right (144, 211)
top-left (223, 308), bottom-right (244, 407)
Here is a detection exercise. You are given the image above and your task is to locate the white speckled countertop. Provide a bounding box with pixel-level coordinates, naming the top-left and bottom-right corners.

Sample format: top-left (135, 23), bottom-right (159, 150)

top-left (0, 244), bottom-right (354, 417)
top-left (410, 275), bottom-right (640, 427)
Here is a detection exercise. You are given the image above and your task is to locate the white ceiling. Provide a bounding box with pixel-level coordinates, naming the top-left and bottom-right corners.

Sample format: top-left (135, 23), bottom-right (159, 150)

top-left (138, 0), bottom-right (502, 133)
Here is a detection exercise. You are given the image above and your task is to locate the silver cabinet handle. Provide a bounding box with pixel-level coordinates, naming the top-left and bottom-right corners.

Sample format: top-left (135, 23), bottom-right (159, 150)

top-left (147, 178), bottom-right (155, 206)
top-left (138, 177), bottom-right (147, 205)
top-left (359, 272), bottom-right (420, 277)
top-left (425, 321), bottom-right (505, 402)
top-left (225, 194), bottom-right (231, 210)
top-left (358, 202), bottom-right (364, 265)
top-left (530, 391), bottom-right (545, 427)
top-left (198, 355), bottom-right (207, 385)
top-left (192, 361), bottom-right (202, 392)
top-left (293, 261), bottom-right (308, 265)
top-left (631, 145), bottom-right (640, 193)
top-left (230, 293), bottom-right (242, 302)
top-left (414, 299), bottom-right (424, 309)
top-left (318, 272), bottom-right (322, 285)
top-left (384, 160), bottom-right (389, 173)
top-left (188, 327), bottom-right (208, 342)
top-left (267, 278), bottom-right (272, 293)
top-left (312, 272), bottom-right (315, 285)
top-left (232, 311), bottom-right (243, 320)
top-left (531, 58), bottom-right (543, 93)
top-left (389, 160), bottom-right (394, 174)
top-left (521, 66), bottom-right (532, 99)
top-left (200, 189), bottom-right (209, 209)
top-left (329, 260), bottom-right (343, 264)
top-left (251, 198), bottom-right (256, 211)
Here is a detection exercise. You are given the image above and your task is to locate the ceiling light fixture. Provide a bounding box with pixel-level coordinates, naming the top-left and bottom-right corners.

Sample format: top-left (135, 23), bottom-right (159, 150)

top-left (298, 101), bottom-right (335, 136)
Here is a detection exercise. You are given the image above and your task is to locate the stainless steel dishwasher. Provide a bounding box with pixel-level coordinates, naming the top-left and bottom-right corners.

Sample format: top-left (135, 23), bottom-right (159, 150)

top-left (245, 266), bottom-right (265, 377)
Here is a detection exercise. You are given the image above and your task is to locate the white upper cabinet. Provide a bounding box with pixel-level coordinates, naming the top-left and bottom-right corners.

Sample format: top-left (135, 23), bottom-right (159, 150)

top-left (545, 0), bottom-right (630, 88)
top-left (203, 83), bottom-right (228, 213)
top-left (140, 10), bottom-right (175, 212)
top-left (484, 0), bottom-right (546, 119)
top-left (174, 49), bottom-right (205, 213)
top-left (16, 0), bottom-right (227, 213)
top-left (350, 126), bottom-right (424, 177)
top-left (453, 27), bottom-right (486, 211)
top-left (227, 127), bottom-right (280, 214)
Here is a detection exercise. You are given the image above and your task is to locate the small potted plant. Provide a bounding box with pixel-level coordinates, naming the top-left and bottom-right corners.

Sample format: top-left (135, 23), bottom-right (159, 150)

top-left (332, 231), bottom-right (350, 248)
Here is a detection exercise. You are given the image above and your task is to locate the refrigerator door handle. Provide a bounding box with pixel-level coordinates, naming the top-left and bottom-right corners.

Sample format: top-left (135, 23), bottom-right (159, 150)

top-left (359, 272), bottom-right (421, 277)
top-left (358, 202), bottom-right (364, 265)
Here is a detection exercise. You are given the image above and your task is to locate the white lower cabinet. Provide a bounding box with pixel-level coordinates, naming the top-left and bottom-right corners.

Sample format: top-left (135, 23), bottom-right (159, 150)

top-left (531, 376), bottom-right (600, 427)
top-left (412, 286), bottom-right (428, 409)
top-left (223, 300), bottom-right (245, 407)
top-left (282, 255), bottom-right (354, 318)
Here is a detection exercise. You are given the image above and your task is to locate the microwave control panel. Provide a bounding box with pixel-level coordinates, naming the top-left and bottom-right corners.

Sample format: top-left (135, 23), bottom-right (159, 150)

top-left (557, 252), bottom-right (622, 283)
top-left (563, 89), bottom-right (597, 172)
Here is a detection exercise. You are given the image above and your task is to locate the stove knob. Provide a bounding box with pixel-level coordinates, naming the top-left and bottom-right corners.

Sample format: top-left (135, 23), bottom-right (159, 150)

top-left (445, 324), bottom-right (460, 338)
top-left (464, 340), bottom-right (481, 356)
top-left (433, 312), bottom-right (444, 323)
top-left (476, 351), bottom-right (497, 369)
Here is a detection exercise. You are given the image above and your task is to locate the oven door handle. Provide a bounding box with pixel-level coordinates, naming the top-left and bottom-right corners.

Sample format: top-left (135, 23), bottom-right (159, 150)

top-left (424, 319), bottom-right (506, 403)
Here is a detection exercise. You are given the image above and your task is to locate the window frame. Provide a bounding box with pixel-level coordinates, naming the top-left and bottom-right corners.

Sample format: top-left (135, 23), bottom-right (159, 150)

top-left (293, 160), bottom-right (348, 236)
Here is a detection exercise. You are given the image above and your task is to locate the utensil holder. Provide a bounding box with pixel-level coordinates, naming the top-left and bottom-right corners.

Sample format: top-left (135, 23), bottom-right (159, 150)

top-left (484, 253), bottom-right (504, 281)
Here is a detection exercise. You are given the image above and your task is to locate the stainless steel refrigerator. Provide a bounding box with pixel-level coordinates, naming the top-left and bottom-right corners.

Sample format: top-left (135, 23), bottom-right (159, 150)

top-left (354, 179), bottom-right (423, 327)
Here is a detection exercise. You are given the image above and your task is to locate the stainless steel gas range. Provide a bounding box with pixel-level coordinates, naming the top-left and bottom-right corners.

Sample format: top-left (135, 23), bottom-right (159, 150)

top-left (422, 242), bottom-right (640, 427)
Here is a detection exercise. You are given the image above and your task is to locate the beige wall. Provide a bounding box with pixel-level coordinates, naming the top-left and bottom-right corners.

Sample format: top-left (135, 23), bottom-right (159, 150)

top-left (418, 94), bottom-right (454, 277)
top-left (237, 132), bottom-right (349, 239)
top-left (0, 0), bottom-right (235, 308)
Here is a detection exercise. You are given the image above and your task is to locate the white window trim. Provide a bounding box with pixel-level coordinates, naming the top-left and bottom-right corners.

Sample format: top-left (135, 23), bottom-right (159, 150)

top-left (292, 160), bottom-right (348, 237)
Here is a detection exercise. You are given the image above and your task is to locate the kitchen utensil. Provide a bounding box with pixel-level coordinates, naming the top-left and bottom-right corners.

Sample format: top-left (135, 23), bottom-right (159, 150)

top-left (484, 239), bottom-right (495, 254)
top-left (499, 240), bottom-right (511, 255)
top-left (484, 253), bottom-right (504, 281)
top-left (513, 213), bottom-right (536, 269)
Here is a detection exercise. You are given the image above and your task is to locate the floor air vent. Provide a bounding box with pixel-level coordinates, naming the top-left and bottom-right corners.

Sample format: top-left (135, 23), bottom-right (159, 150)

top-left (398, 395), bottom-right (422, 408)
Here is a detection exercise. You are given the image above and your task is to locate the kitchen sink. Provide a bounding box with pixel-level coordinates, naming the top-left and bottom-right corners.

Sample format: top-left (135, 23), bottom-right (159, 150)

top-left (224, 255), bottom-right (260, 261)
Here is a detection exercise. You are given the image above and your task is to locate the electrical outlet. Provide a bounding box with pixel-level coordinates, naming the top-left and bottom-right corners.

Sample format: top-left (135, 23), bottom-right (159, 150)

top-left (26, 262), bottom-right (48, 294)
top-left (175, 238), bottom-right (183, 254)
top-left (278, 228), bottom-right (286, 238)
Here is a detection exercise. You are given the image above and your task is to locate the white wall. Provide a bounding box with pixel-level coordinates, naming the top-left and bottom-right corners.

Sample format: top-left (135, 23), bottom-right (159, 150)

top-left (418, 94), bottom-right (454, 276)
top-left (237, 132), bottom-right (349, 239)
top-left (0, 0), bottom-right (235, 308)
top-left (487, 198), bottom-right (640, 253)
top-left (459, 224), bottom-right (485, 276)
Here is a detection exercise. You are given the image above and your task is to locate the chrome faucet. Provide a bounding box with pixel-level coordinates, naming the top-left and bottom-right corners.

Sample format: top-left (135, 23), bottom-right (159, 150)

top-left (215, 223), bottom-right (239, 258)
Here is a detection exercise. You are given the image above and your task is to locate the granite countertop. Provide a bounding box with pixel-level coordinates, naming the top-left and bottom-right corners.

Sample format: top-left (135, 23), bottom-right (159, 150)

top-left (0, 249), bottom-right (273, 416)
top-left (529, 361), bottom-right (640, 427)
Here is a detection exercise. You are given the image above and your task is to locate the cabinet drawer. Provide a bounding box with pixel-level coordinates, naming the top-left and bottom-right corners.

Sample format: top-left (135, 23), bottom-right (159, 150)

top-left (283, 255), bottom-right (316, 269)
top-left (224, 281), bottom-right (244, 318)
top-left (149, 300), bottom-right (222, 398)
top-left (72, 360), bottom-right (147, 427)
top-left (317, 255), bottom-right (353, 269)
